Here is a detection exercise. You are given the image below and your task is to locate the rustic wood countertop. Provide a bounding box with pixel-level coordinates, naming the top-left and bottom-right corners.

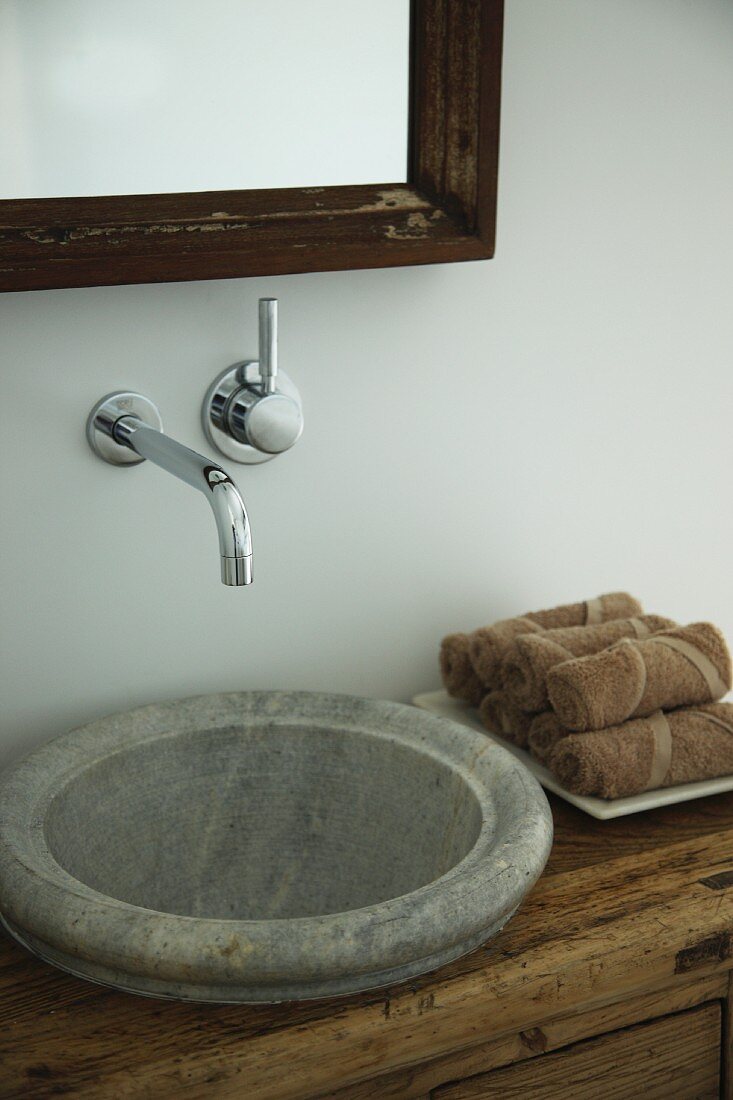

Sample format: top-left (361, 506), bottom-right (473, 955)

top-left (2, 791), bottom-right (733, 1099)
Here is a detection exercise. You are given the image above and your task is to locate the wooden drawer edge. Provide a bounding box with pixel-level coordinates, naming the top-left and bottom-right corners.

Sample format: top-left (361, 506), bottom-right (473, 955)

top-left (318, 973), bottom-right (727, 1100)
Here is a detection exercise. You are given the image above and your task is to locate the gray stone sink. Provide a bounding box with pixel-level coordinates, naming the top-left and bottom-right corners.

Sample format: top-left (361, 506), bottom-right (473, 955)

top-left (0, 692), bottom-right (552, 1003)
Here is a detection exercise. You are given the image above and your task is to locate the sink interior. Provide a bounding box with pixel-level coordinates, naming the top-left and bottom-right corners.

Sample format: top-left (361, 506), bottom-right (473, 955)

top-left (44, 723), bottom-right (485, 921)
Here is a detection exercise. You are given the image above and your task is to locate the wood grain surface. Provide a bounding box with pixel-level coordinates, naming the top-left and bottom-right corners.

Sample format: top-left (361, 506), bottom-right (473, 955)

top-left (321, 975), bottom-right (727, 1100)
top-left (1, 793), bottom-right (732, 1098)
top-left (433, 1002), bottom-right (722, 1100)
top-left (725, 971), bottom-right (733, 1099)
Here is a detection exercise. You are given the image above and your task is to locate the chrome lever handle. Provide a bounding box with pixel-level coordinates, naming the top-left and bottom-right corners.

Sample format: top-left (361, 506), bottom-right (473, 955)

top-left (203, 296), bottom-right (303, 465)
top-left (258, 298), bottom-right (278, 394)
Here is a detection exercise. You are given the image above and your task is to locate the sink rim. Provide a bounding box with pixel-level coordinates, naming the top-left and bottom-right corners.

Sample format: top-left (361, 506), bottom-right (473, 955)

top-left (0, 691), bottom-right (553, 1001)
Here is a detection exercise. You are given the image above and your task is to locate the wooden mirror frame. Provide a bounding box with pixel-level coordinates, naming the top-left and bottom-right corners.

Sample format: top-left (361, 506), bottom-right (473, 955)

top-left (0, 0), bottom-right (503, 293)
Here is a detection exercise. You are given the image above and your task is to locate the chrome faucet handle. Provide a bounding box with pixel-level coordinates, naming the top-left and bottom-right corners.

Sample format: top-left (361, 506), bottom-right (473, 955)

top-left (258, 297), bottom-right (278, 394)
top-left (203, 297), bottom-right (303, 465)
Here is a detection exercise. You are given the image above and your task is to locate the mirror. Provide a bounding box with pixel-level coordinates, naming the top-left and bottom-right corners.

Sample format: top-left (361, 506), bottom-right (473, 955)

top-left (0, 1), bottom-right (504, 293)
top-left (0, 0), bottom-right (410, 198)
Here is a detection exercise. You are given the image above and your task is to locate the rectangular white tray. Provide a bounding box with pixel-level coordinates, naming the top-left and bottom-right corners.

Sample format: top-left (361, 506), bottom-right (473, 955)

top-left (413, 690), bottom-right (733, 820)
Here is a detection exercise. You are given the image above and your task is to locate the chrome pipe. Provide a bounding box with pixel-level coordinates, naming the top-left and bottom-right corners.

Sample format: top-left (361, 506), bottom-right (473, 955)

top-left (113, 416), bottom-right (253, 586)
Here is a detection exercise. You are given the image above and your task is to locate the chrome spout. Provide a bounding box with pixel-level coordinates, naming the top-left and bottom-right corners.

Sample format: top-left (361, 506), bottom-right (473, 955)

top-left (112, 416), bottom-right (253, 586)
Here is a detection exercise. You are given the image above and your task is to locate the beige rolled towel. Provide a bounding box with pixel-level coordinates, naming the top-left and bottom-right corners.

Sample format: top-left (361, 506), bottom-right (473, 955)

top-left (547, 622), bottom-right (732, 732)
top-left (549, 703), bottom-right (733, 798)
top-left (527, 712), bottom-right (567, 766)
top-left (468, 592), bottom-right (643, 689)
top-left (478, 692), bottom-right (534, 748)
top-left (503, 614), bottom-right (674, 712)
top-left (440, 633), bottom-right (485, 705)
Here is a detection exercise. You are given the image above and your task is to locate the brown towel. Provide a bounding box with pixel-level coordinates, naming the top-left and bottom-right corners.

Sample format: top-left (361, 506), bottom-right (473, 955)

top-left (478, 692), bottom-right (535, 748)
top-left (439, 633), bottom-right (485, 705)
top-left (468, 592), bottom-right (642, 689)
top-left (549, 703), bottom-right (733, 798)
top-left (527, 712), bottom-right (567, 766)
top-left (502, 614), bottom-right (674, 712)
top-left (547, 622), bottom-right (732, 732)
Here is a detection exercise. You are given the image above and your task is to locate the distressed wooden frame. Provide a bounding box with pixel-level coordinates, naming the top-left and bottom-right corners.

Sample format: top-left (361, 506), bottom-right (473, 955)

top-left (0, 0), bottom-right (503, 293)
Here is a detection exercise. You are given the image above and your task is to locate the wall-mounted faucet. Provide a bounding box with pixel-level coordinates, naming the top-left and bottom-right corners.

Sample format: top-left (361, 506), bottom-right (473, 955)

top-left (86, 392), bottom-right (253, 586)
top-left (85, 297), bottom-right (303, 587)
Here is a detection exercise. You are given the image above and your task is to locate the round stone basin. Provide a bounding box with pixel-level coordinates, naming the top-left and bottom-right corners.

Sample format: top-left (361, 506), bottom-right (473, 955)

top-left (0, 692), bottom-right (552, 1002)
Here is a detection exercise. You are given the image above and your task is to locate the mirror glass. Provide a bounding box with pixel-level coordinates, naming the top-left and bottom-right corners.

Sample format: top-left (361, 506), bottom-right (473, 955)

top-left (0, 0), bottom-right (411, 199)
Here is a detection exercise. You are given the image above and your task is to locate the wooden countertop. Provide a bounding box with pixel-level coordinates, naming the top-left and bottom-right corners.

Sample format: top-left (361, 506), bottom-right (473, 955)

top-left (2, 792), bottom-right (733, 1099)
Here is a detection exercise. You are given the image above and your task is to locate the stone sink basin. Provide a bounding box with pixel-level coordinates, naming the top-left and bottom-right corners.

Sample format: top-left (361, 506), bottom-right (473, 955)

top-left (0, 692), bottom-right (552, 1003)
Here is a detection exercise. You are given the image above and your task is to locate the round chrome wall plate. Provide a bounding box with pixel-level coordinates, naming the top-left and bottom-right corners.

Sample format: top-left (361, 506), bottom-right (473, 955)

top-left (202, 361), bottom-right (302, 465)
top-left (86, 392), bottom-right (163, 466)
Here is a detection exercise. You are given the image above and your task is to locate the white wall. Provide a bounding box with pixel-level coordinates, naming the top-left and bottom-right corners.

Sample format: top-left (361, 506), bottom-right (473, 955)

top-left (2, 0), bottom-right (732, 766)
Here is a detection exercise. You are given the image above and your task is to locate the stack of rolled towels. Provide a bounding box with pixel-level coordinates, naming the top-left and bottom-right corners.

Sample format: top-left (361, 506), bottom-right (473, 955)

top-left (440, 593), bottom-right (733, 799)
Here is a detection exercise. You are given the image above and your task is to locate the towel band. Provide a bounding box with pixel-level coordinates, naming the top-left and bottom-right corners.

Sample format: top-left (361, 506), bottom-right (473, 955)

top-left (630, 618), bottom-right (651, 638)
top-left (645, 711), bottom-right (672, 790)
top-left (585, 598), bottom-right (603, 625)
top-left (652, 636), bottom-right (728, 699)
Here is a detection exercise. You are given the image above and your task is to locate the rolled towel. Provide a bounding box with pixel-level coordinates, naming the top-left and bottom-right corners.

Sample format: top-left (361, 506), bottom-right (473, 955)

top-left (468, 592), bottom-right (643, 688)
top-left (549, 703), bottom-right (733, 798)
top-left (440, 633), bottom-right (485, 705)
top-left (503, 614), bottom-right (674, 712)
top-left (527, 712), bottom-right (567, 766)
top-left (478, 692), bottom-right (535, 748)
top-left (547, 622), bottom-right (732, 732)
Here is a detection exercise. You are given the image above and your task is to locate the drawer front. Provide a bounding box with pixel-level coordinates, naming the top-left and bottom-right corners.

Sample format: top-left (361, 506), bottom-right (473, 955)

top-left (433, 1002), bottom-right (721, 1100)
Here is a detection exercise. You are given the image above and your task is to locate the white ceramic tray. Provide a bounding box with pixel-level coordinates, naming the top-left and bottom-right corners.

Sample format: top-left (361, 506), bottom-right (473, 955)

top-left (413, 690), bottom-right (733, 820)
